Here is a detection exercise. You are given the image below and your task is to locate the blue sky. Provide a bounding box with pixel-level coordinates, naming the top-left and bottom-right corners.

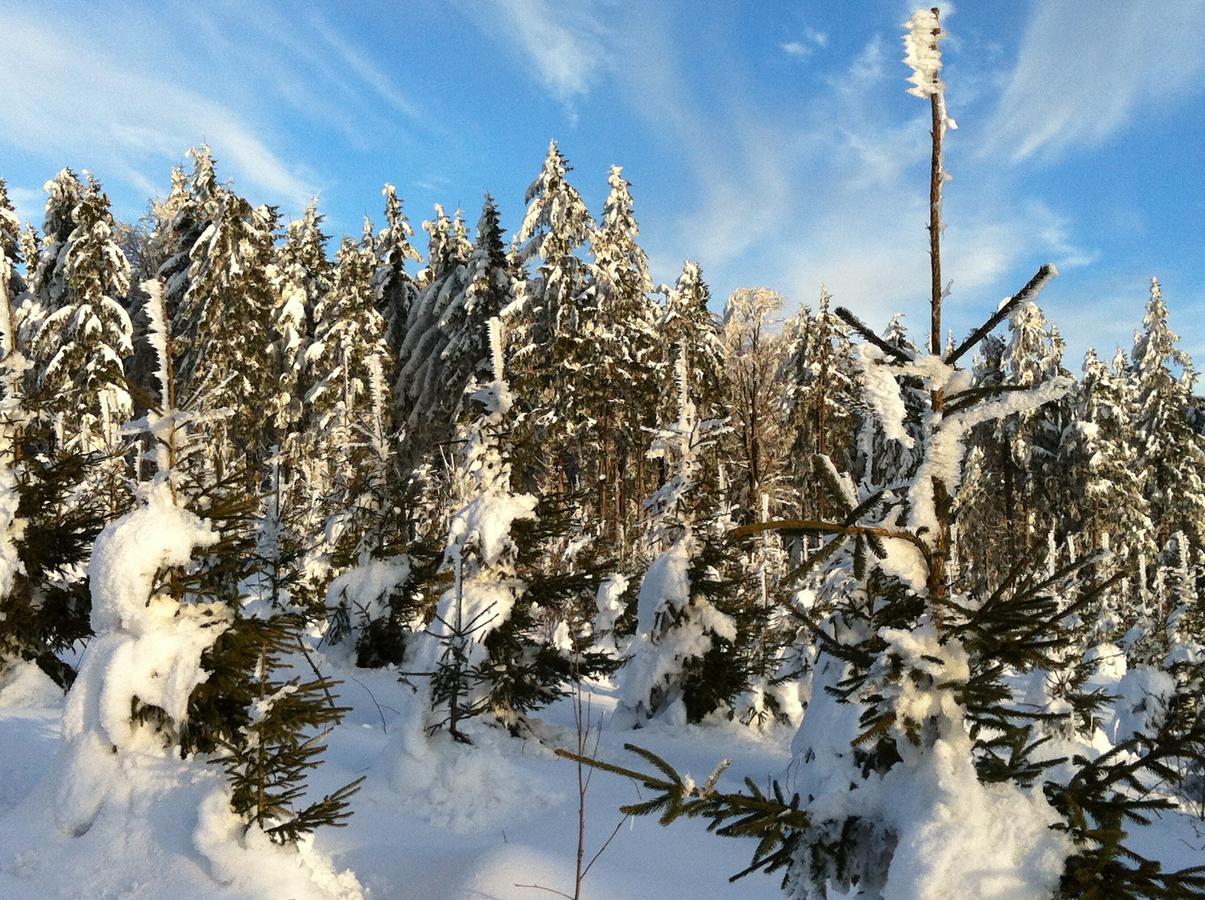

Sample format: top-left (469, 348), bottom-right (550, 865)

top-left (1, 0), bottom-right (1203, 367)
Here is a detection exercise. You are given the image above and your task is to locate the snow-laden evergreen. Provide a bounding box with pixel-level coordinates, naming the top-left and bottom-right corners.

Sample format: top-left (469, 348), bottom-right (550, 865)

top-left (269, 199), bottom-right (331, 440)
top-left (0, 179), bottom-right (28, 672)
top-left (28, 168), bottom-right (83, 313)
top-left (411, 319), bottom-right (538, 739)
top-left (167, 147), bottom-right (278, 477)
top-left (511, 140), bottom-right (596, 496)
top-left (395, 204), bottom-right (472, 440)
top-left (584, 166), bottom-right (662, 541)
top-left (372, 183), bottom-right (422, 362)
top-left (659, 259), bottom-right (726, 418)
top-left (620, 347), bottom-right (737, 724)
top-left (1132, 277), bottom-right (1205, 548)
top-left (30, 176), bottom-right (133, 461)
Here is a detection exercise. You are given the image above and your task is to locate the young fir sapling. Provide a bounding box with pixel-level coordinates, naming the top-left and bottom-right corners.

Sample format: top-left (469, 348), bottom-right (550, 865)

top-left (56, 278), bottom-right (362, 844)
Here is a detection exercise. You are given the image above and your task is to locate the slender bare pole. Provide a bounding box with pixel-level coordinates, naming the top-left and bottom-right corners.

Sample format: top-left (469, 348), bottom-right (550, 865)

top-left (927, 8), bottom-right (944, 361)
top-left (924, 8), bottom-right (952, 613)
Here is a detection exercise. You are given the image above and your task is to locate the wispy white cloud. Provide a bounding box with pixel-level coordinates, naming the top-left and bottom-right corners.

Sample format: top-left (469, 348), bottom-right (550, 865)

top-left (984, 0), bottom-right (1205, 163)
top-left (605, 18), bottom-right (1101, 348)
top-left (0, 3), bottom-right (424, 219)
top-left (781, 27), bottom-right (829, 60)
top-left (489, 0), bottom-right (611, 112)
top-left (0, 10), bottom-right (313, 211)
top-left (306, 12), bottom-right (426, 125)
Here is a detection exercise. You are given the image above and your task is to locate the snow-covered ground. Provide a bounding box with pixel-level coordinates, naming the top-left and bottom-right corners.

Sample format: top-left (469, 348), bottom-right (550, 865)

top-left (0, 655), bottom-right (796, 899)
top-left (0, 650), bottom-right (1201, 899)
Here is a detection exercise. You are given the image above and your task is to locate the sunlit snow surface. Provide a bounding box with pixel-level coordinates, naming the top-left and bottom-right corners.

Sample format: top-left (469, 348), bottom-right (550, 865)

top-left (0, 645), bottom-right (1199, 898)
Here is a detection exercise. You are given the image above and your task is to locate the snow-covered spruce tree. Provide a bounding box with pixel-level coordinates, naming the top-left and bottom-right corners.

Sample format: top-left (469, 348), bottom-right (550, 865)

top-left (30, 174), bottom-right (134, 514)
top-left (394, 203), bottom-right (471, 447)
top-left (211, 609), bottom-right (365, 844)
top-left (300, 224), bottom-right (398, 612)
top-left (1131, 277), bottom-right (1205, 550)
top-left (618, 346), bottom-right (760, 726)
top-left (1055, 348), bottom-right (1154, 643)
top-left (659, 259), bottom-right (727, 420)
top-left (157, 147), bottom-right (222, 320)
top-left (731, 490), bottom-right (800, 729)
top-left (995, 299), bottom-right (1075, 560)
top-left (27, 168), bottom-right (83, 316)
top-left (0, 181), bottom-right (34, 681)
top-left (412, 317), bottom-right (534, 740)
top-left (780, 287), bottom-right (859, 522)
top-left (0, 178), bottom-right (23, 301)
top-left (122, 165), bottom-right (194, 397)
top-left (165, 148), bottom-right (279, 479)
top-left (646, 260), bottom-right (730, 566)
top-left (956, 333), bottom-right (1015, 586)
top-left (250, 202), bottom-right (334, 616)
top-left (372, 183), bottom-right (422, 364)
top-left (411, 319), bottom-right (608, 740)
top-left (56, 276), bottom-right (362, 845)
top-left (957, 316), bottom-right (1074, 590)
top-left (1072, 348), bottom-right (1151, 557)
top-left (439, 195), bottom-right (515, 423)
top-left (849, 314), bottom-right (928, 492)
top-left (129, 166), bottom-right (193, 284)
top-left (269, 199), bottom-right (331, 444)
top-left (510, 140), bottom-right (596, 497)
top-left (580, 166), bottom-right (663, 544)
top-left (309, 221), bottom-right (427, 665)
top-left (0, 178), bottom-right (108, 688)
top-left (564, 11), bottom-right (1205, 896)
top-left (391, 198), bottom-right (516, 551)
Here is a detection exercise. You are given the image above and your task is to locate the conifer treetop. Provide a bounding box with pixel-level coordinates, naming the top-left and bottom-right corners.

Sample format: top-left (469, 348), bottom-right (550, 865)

top-left (518, 139), bottom-right (593, 266)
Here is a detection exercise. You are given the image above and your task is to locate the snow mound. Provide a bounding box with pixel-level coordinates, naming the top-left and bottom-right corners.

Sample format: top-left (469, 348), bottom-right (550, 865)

top-left (388, 726), bottom-right (561, 834)
top-left (0, 751), bottom-right (362, 900)
top-left (0, 662), bottom-right (62, 710)
top-left (326, 555), bottom-right (411, 624)
top-left (445, 492), bottom-right (537, 570)
top-left (792, 634), bottom-right (1072, 898)
top-left (57, 481), bottom-right (232, 835)
top-left (195, 787), bottom-right (364, 899)
top-left (455, 844), bottom-right (576, 899)
top-left (877, 731), bottom-right (1071, 899)
top-left (621, 534), bottom-right (736, 721)
top-left (1110, 666), bottom-right (1175, 745)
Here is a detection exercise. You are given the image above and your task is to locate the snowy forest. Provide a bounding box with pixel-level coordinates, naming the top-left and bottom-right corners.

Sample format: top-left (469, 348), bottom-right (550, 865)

top-left (0, 9), bottom-right (1201, 899)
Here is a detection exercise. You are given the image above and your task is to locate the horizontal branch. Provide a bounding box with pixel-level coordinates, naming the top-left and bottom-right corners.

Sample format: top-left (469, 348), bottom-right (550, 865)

top-left (729, 518), bottom-right (933, 575)
top-left (554, 747), bottom-right (811, 828)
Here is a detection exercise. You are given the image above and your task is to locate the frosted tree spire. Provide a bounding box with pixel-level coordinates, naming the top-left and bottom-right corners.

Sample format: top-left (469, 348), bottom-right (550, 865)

top-left (903, 8), bottom-right (945, 98)
top-left (902, 8), bottom-right (957, 132)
